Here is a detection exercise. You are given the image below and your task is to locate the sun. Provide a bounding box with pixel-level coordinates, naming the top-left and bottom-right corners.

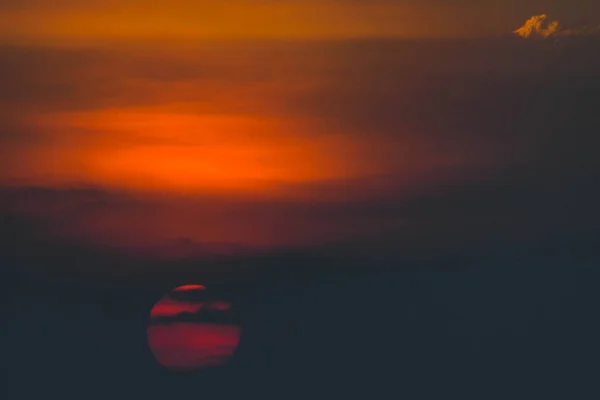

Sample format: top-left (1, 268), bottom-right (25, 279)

top-left (147, 284), bottom-right (240, 371)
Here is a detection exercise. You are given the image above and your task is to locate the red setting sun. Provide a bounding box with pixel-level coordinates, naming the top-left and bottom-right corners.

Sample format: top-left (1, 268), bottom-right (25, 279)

top-left (147, 285), bottom-right (240, 371)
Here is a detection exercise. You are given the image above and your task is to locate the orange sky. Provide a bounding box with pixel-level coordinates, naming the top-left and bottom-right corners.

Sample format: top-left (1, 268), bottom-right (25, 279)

top-left (2, 42), bottom-right (474, 200)
top-left (0, 18), bottom-right (521, 252)
top-left (24, 108), bottom-right (376, 195)
top-left (7, 102), bottom-right (470, 200)
top-left (1, 1), bottom-right (598, 45)
top-left (0, 39), bottom-right (501, 252)
top-left (1, 2), bottom-right (598, 257)
top-left (0, 0), bottom-right (515, 43)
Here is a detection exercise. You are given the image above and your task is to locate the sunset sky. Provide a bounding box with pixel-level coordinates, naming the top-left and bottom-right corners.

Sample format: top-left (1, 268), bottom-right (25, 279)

top-left (1, 0), bottom-right (599, 43)
top-left (1, 0), bottom-right (599, 254)
top-left (2, 3), bottom-right (599, 395)
top-left (0, 0), bottom-right (600, 390)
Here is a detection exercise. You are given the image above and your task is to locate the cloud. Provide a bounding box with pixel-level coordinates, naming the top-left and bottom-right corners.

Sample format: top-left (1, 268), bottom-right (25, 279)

top-left (514, 14), bottom-right (560, 39)
top-left (514, 14), bottom-right (600, 39)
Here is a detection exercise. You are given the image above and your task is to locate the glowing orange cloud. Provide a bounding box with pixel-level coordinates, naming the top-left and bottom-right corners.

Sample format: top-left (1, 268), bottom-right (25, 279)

top-left (513, 14), bottom-right (600, 39)
top-left (514, 14), bottom-right (560, 38)
top-left (22, 108), bottom-right (370, 196)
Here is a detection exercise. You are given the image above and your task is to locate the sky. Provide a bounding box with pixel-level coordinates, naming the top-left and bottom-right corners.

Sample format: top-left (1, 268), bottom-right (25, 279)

top-left (1, 0), bottom-right (599, 256)
top-left (2, 3), bottom-right (600, 391)
top-left (1, 0), bottom-right (600, 42)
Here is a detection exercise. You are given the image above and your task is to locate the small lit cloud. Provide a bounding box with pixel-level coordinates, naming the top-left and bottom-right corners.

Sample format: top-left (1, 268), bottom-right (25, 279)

top-left (514, 14), bottom-right (560, 39)
top-left (514, 14), bottom-right (600, 39)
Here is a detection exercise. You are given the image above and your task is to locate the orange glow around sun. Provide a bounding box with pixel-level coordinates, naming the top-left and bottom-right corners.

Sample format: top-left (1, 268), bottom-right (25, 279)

top-left (0, 37), bottom-right (495, 252)
top-left (23, 108), bottom-right (365, 196)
